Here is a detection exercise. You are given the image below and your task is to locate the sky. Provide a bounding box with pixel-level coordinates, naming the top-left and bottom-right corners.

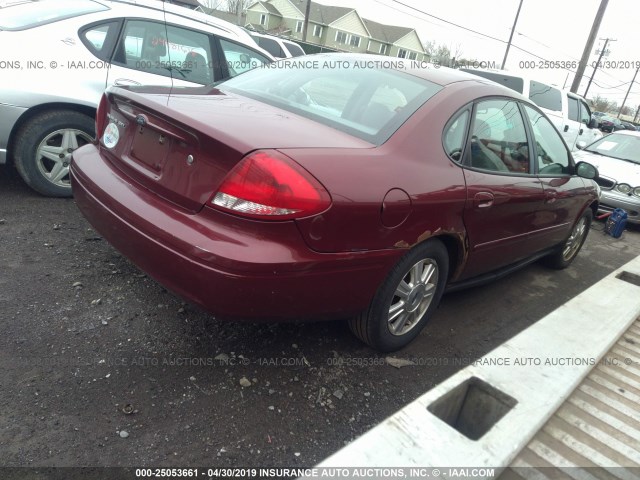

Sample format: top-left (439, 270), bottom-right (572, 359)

top-left (306, 0), bottom-right (640, 115)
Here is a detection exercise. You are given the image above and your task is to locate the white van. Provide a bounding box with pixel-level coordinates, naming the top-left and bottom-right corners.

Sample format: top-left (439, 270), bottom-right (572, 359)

top-left (461, 68), bottom-right (602, 151)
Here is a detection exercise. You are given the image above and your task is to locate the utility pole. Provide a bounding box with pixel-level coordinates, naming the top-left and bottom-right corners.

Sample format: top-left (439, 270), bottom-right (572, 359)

top-left (302, 0), bottom-right (312, 42)
top-left (583, 38), bottom-right (615, 98)
top-left (617, 65), bottom-right (639, 118)
top-left (501, 0), bottom-right (524, 70)
top-left (570, 0), bottom-right (609, 93)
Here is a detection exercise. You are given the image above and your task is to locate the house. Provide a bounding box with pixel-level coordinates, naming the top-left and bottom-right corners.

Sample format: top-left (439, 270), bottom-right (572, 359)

top-left (245, 0), bottom-right (427, 60)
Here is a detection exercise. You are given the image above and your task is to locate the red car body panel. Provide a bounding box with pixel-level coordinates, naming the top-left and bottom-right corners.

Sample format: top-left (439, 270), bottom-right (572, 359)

top-left (70, 64), bottom-right (598, 322)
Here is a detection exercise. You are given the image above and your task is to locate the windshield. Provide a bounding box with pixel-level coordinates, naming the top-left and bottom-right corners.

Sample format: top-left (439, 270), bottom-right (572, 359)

top-left (0, 0), bottom-right (107, 30)
top-left (585, 133), bottom-right (640, 164)
top-left (218, 58), bottom-right (442, 145)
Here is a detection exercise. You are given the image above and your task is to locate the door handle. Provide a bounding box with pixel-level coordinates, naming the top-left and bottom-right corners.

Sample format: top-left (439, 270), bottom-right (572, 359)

top-left (563, 125), bottom-right (569, 132)
top-left (579, 129), bottom-right (584, 135)
top-left (473, 192), bottom-right (494, 208)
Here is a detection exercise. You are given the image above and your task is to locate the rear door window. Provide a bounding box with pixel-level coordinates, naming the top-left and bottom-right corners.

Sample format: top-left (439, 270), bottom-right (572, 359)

top-left (113, 20), bottom-right (215, 84)
top-left (468, 99), bottom-right (530, 174)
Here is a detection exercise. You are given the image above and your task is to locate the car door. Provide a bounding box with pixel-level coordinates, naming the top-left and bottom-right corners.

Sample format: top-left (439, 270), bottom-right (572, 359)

top-left (523, 104), bottom-right (587, 249)
top-left (459, 98), bottom-right (546, 280)
top-left (106, 19), bottom-right (221, 88)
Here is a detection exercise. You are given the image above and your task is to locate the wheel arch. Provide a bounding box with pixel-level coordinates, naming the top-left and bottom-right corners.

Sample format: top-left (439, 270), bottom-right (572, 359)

top-left (428, 233), bottom-right (466, 283)
top-left (7, 103), bottom-right (96, 165)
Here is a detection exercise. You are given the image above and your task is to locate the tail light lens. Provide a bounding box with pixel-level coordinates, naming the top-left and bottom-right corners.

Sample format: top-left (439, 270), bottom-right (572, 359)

top-left (95, 93), bottom-right (108, 139)
top-left (210, 150), bottom-right (331, 220)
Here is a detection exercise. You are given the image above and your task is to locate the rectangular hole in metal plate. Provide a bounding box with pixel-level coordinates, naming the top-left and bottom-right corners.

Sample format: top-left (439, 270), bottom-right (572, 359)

top-left (616, 271), bottom-right (640, 287)
top-left (427, 376), bottom-right (517, 441)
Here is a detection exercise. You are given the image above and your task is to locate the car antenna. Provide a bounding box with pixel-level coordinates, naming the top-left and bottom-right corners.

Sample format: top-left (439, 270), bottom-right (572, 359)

top-left (161, 0), bottom-right (173, 103)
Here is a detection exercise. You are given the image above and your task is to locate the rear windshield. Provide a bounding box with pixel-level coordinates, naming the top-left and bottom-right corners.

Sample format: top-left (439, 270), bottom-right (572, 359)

top-left (460, 69), bottom-right (524, 94)
top-left (0, 0), bottom-right (107, 31)
top-left (219, 60), bottom-right (442, 145)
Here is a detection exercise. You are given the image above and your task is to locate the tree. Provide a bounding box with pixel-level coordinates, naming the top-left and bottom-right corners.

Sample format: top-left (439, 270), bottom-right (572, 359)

top-left (589, 95), bottom-right (616, 113)
top-left (620, 105), bottom-right (633, 116)
top-left (227, 0), bottom-right (251, 14)
top-left (201, 0), bottom-right (222, 8)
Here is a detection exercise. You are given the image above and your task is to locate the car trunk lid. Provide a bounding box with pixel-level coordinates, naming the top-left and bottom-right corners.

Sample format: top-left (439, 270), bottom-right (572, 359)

top-left (99, 87), bottom-right (372, 212)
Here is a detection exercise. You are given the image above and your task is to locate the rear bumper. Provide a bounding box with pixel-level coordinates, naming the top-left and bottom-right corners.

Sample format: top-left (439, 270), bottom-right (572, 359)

top-left (70, 144), bottom-right (400, 320)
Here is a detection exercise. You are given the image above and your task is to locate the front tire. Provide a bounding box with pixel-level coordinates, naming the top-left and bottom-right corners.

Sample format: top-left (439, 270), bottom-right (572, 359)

top-left (543, 209), bottom-right (592, 269)
top-left (13, 110), bottom-right (94, 197)
top-left (349, 239), bottom-right (449, 352)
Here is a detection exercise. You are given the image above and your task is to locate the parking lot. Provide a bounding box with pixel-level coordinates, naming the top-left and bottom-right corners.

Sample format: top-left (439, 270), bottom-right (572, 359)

top-left (1, 163), bottom-right (640, 468)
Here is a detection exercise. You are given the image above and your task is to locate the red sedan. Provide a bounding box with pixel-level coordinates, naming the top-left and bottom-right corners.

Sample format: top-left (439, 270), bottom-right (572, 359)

top-left (70, 54), bottom-right (599, 351)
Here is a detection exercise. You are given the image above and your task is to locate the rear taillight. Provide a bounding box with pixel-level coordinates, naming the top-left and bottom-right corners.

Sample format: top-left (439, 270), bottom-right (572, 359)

top-left (95, 93), bottom-right (108, 139)
top-left (210, 150), bottom-right (331, 220)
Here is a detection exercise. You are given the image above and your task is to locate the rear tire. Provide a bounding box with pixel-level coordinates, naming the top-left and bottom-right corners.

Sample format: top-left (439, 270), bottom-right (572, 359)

top-left (349, 239), bottom-right (449, 352)
top-left (543, 209), bottom-right (592, 270)
top-left (14, 110), bottom-right (94, 197)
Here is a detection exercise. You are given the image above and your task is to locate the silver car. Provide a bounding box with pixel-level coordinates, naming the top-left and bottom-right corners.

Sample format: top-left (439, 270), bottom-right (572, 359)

top-left (0, 0), bottom-right (272, 196)
top-left (574, 130), bottom-right (640, 224)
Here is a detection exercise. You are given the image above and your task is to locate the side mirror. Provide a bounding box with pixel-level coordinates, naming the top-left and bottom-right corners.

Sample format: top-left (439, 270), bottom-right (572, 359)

top-left (575, 161), bottom-right (598, 180)
top-left (576, 141), bottom-right (587, 150)
top-left (588, 118), bottom-right (599, 129)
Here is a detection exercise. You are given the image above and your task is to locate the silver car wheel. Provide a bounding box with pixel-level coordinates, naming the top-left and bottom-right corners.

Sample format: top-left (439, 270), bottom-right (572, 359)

top-left (36, 128), bottom-right (92, 188)
top-left (388, 259), bottom-right (438, 336)
top-left (563, 216), bottom-right (588, 261)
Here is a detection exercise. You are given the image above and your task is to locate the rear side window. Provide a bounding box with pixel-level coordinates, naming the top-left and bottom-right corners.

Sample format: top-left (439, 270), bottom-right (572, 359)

top-left (529, 81), bottom-right (562, 112)
top-left (255, 36), bottom-right (285, 58)
top-left (284, 42), bottom-right (305, 57)
top-left (524, 105), bottom-right (570, 175)
top-left (0, 0), bottom-right (107, 30)
top-left (80, 21), bottom-right (119, 61)
top-left (443, 110), bottom-right (470, 162)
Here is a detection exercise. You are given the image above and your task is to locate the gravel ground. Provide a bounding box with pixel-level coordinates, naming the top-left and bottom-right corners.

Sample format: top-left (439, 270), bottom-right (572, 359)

top-left (1, 164), bottom-right (639, 470)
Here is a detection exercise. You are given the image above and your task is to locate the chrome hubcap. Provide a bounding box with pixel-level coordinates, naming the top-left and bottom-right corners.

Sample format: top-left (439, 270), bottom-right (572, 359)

top-left (36, 128), bottom-right (92, 187)
top-left (563, 217), bottom-right (587, 261)
top-left (388, 259), bottom-right (438, 336)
